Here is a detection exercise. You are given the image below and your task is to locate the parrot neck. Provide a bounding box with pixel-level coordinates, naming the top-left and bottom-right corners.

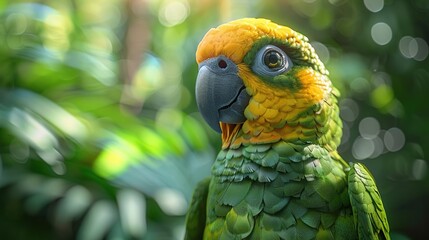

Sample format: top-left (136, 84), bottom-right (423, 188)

top-left (219, 93), bottom-right (342, 152)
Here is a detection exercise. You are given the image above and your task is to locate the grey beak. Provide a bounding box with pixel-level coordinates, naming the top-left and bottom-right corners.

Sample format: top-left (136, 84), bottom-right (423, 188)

top-left (195, 56), bottom-right (250, 133)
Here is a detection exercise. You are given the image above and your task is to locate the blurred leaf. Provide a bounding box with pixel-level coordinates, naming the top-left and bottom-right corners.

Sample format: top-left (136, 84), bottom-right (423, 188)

top-left (77, 200), bottom-right (117, 240)
top-left (117, 189), bottom-right (147, 238)
top-left (54, 185), bottom-right (92, 224)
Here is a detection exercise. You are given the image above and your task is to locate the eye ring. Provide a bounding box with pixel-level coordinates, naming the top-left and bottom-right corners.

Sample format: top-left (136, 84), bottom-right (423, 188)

top-left (252, 45), bottom-right (292, 77)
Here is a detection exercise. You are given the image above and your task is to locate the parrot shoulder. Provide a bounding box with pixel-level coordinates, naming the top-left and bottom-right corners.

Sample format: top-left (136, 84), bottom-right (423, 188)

top-left (184, 177), bottom-right (211, 240)
top-left (347, 162), bottom-right (390, 240)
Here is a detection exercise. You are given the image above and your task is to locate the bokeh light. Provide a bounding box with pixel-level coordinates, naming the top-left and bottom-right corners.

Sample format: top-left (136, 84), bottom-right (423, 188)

top-left (158, 0), bottom-right (190, 27)
top-left (399, 36), bottom-right (418, 59)
top-left (154, 188), bottom-right (188, 216)
top-left (399, 36), bottom-right (429, 61)
top-left (363, 0), bottom-right (384, 13)
top-left (311, 41), bottom-right (330, 63)
top-left (359, 117), bottom-right (380, 139)
top-left (117, 189), bottom-right (147, 238)
top-left (371, 22), bottom-right (392, 45)
top-left (352, 117), bottom-right (388, 160)
top-left (352, 136), bottom-right (375, 160)
top-left (384, 127), bottom-right (405, 152)
top-left (339, 98), bottom-right (359, 122)
top-left (413, 38), bottom-right (429, 61)
top-left (412, 159), bottom-right (427, 180)
top-left (8, 108), bottom-right (58, 151)
top-left (351, 115), bottom-right (408, 161)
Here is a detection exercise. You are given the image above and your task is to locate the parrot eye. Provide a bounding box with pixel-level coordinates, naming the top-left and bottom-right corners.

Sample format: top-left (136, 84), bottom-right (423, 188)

top-left (252, 45), bottom-right (292, 77)
top-left (263, 50), bottom-right (283, 69)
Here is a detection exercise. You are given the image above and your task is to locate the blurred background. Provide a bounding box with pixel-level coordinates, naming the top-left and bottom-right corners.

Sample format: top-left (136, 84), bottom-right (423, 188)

top-left (0, 0), bottom-right (428, 239)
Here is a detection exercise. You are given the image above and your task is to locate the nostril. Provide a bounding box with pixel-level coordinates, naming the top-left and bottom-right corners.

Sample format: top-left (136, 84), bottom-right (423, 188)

top-left (218, 60), bottom-right (227, 69)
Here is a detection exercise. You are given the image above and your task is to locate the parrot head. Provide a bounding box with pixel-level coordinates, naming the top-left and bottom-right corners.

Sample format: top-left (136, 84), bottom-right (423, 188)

top-left (195, 18), bottom-right (340, 150)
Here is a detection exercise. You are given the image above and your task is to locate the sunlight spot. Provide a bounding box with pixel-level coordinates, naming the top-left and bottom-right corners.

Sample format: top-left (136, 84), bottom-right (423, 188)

top-left (159, 0), bottom-right (190, 27)
top-left (399, 36), bottom-right (428, 61)
top-left (154, 188), bottom-right (187, 215)
top-left (399, 36), bottom-right (418, 58)
top-left (384, 127), bottom-right (405, 152)
top-left (359, 117), bottom-right (380, 139)
top-left (364, 0), bottom-right (384, 13)
top-left (414, 38), bottom-right (429, 61)
top-left (8, 108), bottom-right (58, 150)
top-left (371, 22), bottom-right (392, 45)
top-left (352, 137), bottom-right (375, 160)
top-left (412, 159), bottom-right (427, 180)
top-left (370, 136), bottom-right (384, 159)
top-left (93, 138), bottom-right (141, 178)
top-left (117, 189), bottom-right (147, 238)
top-left (340, 98), bottom-right (359, 122)
top-left (37, 148), bottom-right (62, 165)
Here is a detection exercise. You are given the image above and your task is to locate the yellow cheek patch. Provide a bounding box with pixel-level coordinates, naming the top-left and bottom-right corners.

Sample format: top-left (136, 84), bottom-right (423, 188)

top-left (227, 67), bottom-right (332, 148)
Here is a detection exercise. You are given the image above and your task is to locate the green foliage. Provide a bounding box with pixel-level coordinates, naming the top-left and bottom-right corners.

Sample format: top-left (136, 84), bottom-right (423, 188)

top-left (0, 2), bottom-right (213, 239)
top-left (0, 0), bottom-right (427, 239)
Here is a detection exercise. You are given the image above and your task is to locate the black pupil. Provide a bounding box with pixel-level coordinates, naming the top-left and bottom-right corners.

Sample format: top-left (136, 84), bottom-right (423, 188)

top-left (264, 51), bottom-right (282, 68)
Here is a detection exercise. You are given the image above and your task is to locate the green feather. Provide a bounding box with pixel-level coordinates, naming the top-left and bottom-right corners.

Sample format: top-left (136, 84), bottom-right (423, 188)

top-left (225, 202), bottom-right (254, 237)
top-left (243, 182), bottom-right (264, 215)
top-left (260, 213), bottom-right (282, 230)
top-left (257, 167), bottom-right (279, 182)
top-left (320, 213), bottom-right (337, 229)
top-left (283, 181), bottom-right (305, 197)
top-left (261, 149), bottom-right (280, 167)
top-left (226, 157), bottom-right (244, 169)
top-left (263, 185), bottom-right (290, 214)
top-left (313, 179), bottom-right (337, 201)
top-left (298, 186), bottom-right (327, 208)
top-left (296, 219), bottom-right (318, 240)
top-left (272, 141), bottom-right (296, 157)
top-left (220, 181), bottom-right (252, 206)
top-left (348, 163), bottom-right (390, 240)
top-left (301, 210), bottom-right (321, 229)
top-left (315, 228), bottom-right (335, 240)
top-left (226, 149), bottom-right (243, 160)
top-left (184, 178), bottom-right (210, 240)
top-left (241, 162), bottom-right (259, 174)
top-left (245, 144), bottom-right (271, 153)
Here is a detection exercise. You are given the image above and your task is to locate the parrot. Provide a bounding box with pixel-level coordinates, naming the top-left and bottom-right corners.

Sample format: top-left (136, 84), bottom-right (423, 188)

top-left (185, 18), bottom-right (390, 240)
